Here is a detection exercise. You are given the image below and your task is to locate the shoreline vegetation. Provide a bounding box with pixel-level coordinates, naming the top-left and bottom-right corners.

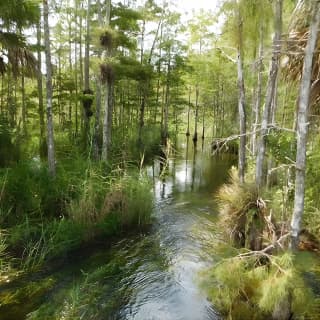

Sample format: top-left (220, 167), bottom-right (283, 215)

top-left (2, 0), bottom-right (320, 319)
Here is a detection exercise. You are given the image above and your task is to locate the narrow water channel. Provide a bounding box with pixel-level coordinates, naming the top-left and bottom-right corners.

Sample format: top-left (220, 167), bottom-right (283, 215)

top-left (0, 138), bottom-right (236, 320)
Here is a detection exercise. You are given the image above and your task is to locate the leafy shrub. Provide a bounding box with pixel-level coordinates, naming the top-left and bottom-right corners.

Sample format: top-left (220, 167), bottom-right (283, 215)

top-left (0, 117), bottom-right (20, 167)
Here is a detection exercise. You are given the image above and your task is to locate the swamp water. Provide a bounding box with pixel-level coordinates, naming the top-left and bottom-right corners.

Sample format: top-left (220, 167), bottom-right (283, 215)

top-left (0, 138), bottom-right (236, 320)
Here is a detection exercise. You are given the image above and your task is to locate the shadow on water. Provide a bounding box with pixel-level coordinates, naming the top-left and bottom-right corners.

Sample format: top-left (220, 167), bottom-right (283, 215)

top-left (0, 136), bottom-right (236, 320)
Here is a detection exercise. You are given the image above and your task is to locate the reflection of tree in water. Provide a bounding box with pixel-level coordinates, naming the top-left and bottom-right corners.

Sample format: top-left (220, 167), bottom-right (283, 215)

top-left (185, 136), bottom-right (190, 189)
top-left (160, 177), bottom-right (166, 199)
top-left (191, 142), bottom-right (197, 191)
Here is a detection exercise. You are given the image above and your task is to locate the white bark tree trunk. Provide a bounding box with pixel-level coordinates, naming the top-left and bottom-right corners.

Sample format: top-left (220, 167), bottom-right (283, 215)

top-left (93, 0), bottom-right (103, 160)
top-left (43, 0), bottom-right (55, 176)
top-left (101, 0), bottom-right (111, 162)
top-left (255, 0), bottom-right (282, 189)
top-left (252, 24), bottom-right (264, 155)
top-left (291, 1), bottom-right (320, 248)
top-left (237, 46), bottom-right (246, 184)
top-left (36, 22), bottom-right (45, 157)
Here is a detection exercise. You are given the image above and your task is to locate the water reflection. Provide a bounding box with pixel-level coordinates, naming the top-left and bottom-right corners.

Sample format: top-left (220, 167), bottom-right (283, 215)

top-left (118, 138), bottom-right (236, 320)
top-left (153, 137), bottom-right (236, 199)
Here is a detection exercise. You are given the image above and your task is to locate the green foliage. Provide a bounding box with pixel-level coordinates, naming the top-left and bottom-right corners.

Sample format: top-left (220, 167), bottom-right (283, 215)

top-left (110, 123), bottom-right (162, 165)
top-left (304, 138), bottom-right (320, 236)
top-left (0, 117), bottom-right (20, 167)
top-left (7, 218), bottom-right (85, 271)
top-left (215, 167), bottom-right (259, 246)
top-left (266, 130), bottom-right (296, 163)
top-left (202, 252), bottom-right (314, 319)
top-left (117, 174), bottom-right (153, 228)
top-left (0, 160), bottom-right (74, 223)
top-left (0, 277), bottom-right (55, 314)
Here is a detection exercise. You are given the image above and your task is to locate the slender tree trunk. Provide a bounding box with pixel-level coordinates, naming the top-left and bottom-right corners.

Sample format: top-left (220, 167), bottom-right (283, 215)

top-left (43, 0), bottom-right (55, 176)
top-left (93, 0), bottom-right (103, 160)
top-left (138, 83), bottom-right (146, 145)
top-left (21, 72), bottom-right (27, 135)
top-left (162, 48), bottom-right (171, 146)
top-left (36, 23), bottom-right (45, 157)
top-left (220, 83), bottom-right (225, 137)
top-left (193, 86), bottom-right (199, 143)
top-left (186, 87), bottom-right (191, 136)
top-left (107, 81), bottom-right (113, 147)
top-left (202, 104), bottom-right (205, 140)
top-left (252, 24), bottom-right (264, 155)
top-left (256, 0), bottom-right (282, 189)
top-left (291, 1), bottom-right (320, 248)
top-left (82, 0), bottom-right (92, 151)
top-left (84, 1), bottom-right (90, 92)
top-left (74, 2), bottom-right (79, 138)
top-left (102, 84), bottom-right (109, 161)
top-left (101, 0), bottom-right (112, 162)
top-left (237, 49), bottom-right (246, 184)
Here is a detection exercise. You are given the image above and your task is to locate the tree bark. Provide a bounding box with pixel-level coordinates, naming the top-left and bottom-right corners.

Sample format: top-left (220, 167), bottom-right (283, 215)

top-left (43, 0), bottom-right (55, 176)
top-left (101, 0), bottom-right (112, 162)
top-left (162, 47), bottom-right (171, 146)
top-left (291, 1), bottom-right (320, 248)
top-left (21, 73), bottom-right (26, 135)
top-left (36, 22), bottom-right (45, 157)
top-left (186, 87), bottom-right (191, 136)
top-left (93, 0), bottom-right (103, 160)
top-left (252, 24), bottom-right (264, 155)
top-left (193, 86), bottom-right (199, 143)
top-left (255, 0), bottom-right (282, 190)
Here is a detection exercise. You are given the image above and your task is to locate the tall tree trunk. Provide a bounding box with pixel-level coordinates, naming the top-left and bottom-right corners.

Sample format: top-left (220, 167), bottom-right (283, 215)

top-left (255, 0), bottom-right (282, 189)
top-left (237, 49), bottom-right (246, 184)
top-left (162, 48), bottom-right (171, 146)
top-left (82, 0), bottom-right (93, 151)
top-left (291, 1), bottom-right (320, 248)
top-left (101, 0), bottom-right (112, 162)
top-left (21, 72), bottom-right (27, 135)
top-left (186, 87), bottom-right (191, 136)
top-left (36, 23), bottom-right (45, 157)
top-left (43, 0), bottom-right (55, 176)
top-left (237, 8), bottom-right (246, 184)
top-left (193, 86), bottom-right (199, 144)
top-left (84, 1), bottom-right (90, 92)
top-left (201, 104), bottom-right (205, 140)
top-left (252, 24), bottom-right (264, 155)
top-left (93, 0), bottom-right (103, 160)
top-left (74, 1), bottom-right (79, 138)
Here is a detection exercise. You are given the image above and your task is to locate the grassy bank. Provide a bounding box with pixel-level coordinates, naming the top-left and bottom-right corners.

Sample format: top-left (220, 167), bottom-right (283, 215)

top-left (0, 159), bottom-right (154, 283)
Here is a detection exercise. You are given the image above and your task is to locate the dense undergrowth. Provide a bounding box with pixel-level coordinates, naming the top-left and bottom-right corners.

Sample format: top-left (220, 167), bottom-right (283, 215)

top-left (201, 162), bottom-right (320, 320)
top-left (0, 124), bottom-right (161, 283)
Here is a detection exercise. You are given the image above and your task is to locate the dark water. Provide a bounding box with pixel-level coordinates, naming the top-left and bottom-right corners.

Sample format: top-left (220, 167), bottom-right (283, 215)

top-left (0, 138), bottom-right (236, 320)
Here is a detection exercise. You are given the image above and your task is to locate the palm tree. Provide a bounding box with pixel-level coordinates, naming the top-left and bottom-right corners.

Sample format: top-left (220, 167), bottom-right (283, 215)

top-left (0, 0), bottom-right (39, 76)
